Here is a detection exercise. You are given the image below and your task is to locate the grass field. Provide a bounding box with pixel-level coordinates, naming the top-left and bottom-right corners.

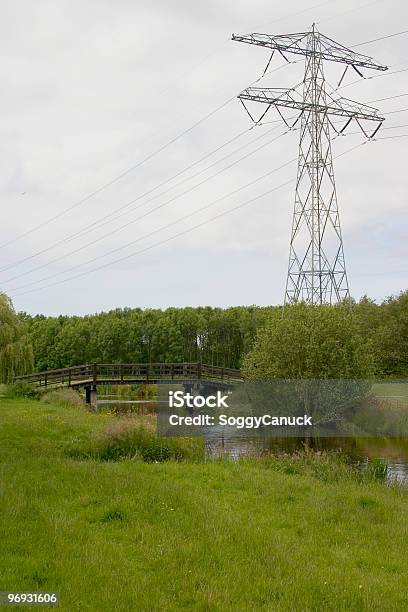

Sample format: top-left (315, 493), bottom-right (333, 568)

top-left (1, 398), bottom-right (408, 611)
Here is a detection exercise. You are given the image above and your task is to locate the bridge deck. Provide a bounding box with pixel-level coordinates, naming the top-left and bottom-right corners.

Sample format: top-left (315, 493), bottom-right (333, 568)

top-left (14, 363), bottom-right (243, 388)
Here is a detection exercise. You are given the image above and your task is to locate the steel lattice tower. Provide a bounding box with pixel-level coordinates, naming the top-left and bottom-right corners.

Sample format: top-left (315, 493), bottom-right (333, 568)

top-left (233, 25), bottom-right (387, 304)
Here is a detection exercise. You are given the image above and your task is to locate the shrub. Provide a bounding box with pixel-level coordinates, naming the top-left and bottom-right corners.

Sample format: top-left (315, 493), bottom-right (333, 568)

top-left (243, 302), bottom-right (374, 380)
top-left (5, 381), bottom-right (38, 399)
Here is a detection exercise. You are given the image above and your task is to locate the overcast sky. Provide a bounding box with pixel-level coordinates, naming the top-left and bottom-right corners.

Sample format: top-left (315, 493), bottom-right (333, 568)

top-left (0, 0), bottom-right (407, 315)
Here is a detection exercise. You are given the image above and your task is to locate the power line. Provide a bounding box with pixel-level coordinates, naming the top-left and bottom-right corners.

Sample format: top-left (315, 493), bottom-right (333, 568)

top-left (379, 123), bottom-right (408, 130)
top-left (375, 133), bottom-right (408, 140)
top-left (337, 65), bottom-right (408, 92)
top-left (263, 0), bottom-right (337, 30)
top-left (5, 22), bottom-right (402, 301)
top-left (9, 179), bottom-right (294, 298)
top-left (4, 130), bottom-right (293, 286)
top-left (0, 95), bottom-right (238, 251)
top-left (1, 47), bottom-right (381, 276)
top-left (351, 28), bottom-right (408, 48)
top-left (337, 122), bottom-right (408, 136)
top-left (384, 107), bottom-right (408, 115)
top-left (0, 125), bottom-right (253, 273)
top-left (2, 22), bottom-right (398, 258)
top-left (0, 6), bottom-right (320, 254)
top-left (0, 122), bottom-right (286, 276)
top-left (366, 92), bottom-right (408, 103)
top-left (9, 140), bottom-right (368, 298)
top-left (10, 170), bottom-right (296, 296)
top-left (318, 0), bottom-right (384, 26)
top-left (0, 64), bottom-right (294, 274)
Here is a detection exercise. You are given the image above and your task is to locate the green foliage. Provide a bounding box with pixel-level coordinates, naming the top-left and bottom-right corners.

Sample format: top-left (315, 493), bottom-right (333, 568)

top-left (19, 305), bottom-right (270, 371)
top-left (243, 302), bottom-right (374, 379)
top-left (370, 291), bottom-right (408, 376)
top-left (0, 293), bottom-right (33, 383)
top-left (5, 381), bottom-right (38, 399)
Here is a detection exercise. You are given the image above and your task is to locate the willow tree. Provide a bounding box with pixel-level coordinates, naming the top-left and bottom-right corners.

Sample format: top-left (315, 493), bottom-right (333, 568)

top-left (0, 293), bottom-right (33, 383)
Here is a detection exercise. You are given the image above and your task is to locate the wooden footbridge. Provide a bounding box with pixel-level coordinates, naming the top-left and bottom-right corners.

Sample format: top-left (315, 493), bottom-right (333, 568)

top-left (14, 362), bottom-right (243, 404)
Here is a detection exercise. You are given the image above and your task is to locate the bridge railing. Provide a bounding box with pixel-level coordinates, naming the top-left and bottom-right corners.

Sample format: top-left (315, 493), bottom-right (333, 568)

top-left (201, 364), bottom-right (245, 382)
top-left (95, 362), bottom-right (202, 382)
top-left (14, 364), bottom-right (95, 387)
top-left (14, 362), bottom-right (243, 387)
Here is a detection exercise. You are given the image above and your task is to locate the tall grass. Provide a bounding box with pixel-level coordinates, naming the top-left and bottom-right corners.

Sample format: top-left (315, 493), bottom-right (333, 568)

top-left (41, 388), bottom-right (84, 407)
top-left (71, 416), bottom-right (205, 462)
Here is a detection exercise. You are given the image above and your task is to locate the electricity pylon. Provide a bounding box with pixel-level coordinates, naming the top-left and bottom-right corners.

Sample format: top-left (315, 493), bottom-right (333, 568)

top-left (233, 25), bottom-right (387, 304)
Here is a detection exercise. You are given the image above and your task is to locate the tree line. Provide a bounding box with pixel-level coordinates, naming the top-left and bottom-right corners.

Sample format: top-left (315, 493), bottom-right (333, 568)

top-left (0, 290), bottom-right (407, 383)
top-left (18, 306), bottom-right (271, 372)
top-left (18, 290), bottom-right (408, 378)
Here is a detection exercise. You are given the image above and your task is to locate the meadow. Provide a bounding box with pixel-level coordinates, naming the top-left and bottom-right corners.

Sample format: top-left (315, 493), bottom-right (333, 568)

top-left (1, 397), bottom-right (408, 611)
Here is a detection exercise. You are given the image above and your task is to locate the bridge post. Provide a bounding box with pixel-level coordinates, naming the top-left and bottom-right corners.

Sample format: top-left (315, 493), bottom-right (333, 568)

top-left (93, 363), bottom-right (97, 386)
top-left (85, 385), bottom-right (98, 408)
top-left (90, 385), bottom-right (97, 408)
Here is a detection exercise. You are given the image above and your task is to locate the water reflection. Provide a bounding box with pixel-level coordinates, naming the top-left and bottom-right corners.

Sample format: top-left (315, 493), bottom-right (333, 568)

top-left (97, 396), bottom-right (408, 484)
top-left (206, 434), bottom-right (408, 484)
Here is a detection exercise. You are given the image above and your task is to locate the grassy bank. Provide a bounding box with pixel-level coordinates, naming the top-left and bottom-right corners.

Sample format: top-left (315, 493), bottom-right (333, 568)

top-left (0, 399), bottom-right (407, 611)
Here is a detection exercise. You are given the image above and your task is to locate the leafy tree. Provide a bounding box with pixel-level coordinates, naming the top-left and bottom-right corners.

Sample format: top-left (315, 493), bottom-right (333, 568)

top-left (374, 291), bottom-right (408, 377)
top-left (243, 302), bottom-right (374, 380)
top-left (0, 293), bottom-right (33, 383)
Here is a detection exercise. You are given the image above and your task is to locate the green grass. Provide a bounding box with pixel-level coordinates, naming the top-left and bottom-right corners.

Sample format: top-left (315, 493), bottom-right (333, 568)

top-left (0, 399), bottom-right (408, 611)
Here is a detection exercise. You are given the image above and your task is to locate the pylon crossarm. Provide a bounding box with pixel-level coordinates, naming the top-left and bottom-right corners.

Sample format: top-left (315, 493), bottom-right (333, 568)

top-left (238, 87), bottom-right (385, 124)
top-left (232, 31), bottom-right (387, 71)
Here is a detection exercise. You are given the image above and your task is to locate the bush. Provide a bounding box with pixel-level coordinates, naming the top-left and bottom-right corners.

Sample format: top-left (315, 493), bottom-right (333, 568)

top-left (5, 381), bottom-right (38, 399)
top-left (41, 388), bottom-right (84, 407)
top-left (243, 302), bottom-right (374, 380)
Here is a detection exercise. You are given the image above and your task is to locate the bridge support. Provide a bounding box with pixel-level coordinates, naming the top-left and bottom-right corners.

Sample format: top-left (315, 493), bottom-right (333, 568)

top-left (85, 385), bottom-right (97, 408)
